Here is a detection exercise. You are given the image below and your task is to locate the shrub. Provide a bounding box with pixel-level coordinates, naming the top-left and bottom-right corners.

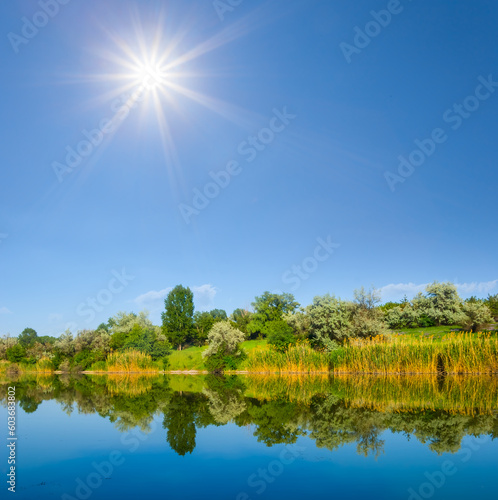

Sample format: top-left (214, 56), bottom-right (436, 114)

top-left (6, 344), bottom-right (26, 363)
top-left (203, 321), bottom-right (246, 372)
top-left (264, 320), bottom-right (296, 352)
top-left (461, 302), bottom-right (493, 332)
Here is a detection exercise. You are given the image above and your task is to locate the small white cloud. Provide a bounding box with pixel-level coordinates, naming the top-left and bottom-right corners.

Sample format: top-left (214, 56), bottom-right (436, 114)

top-left (456, 279), bottom-right (498, 295)
top-left (378, 282), bottom-right (427, 303)
top-left (193, 284), bottom-right (217, 310)
top-left (379, 279), bottom-right (498, 303)
top-left (134, 288), bottom-right (173, 311)
top-left (0, 307), bottom-right (12, 315)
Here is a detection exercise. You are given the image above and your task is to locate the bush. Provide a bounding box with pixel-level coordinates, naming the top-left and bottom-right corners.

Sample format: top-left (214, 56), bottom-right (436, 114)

top-left (461, 302), bottom-right (493, 332)
top-left (417, 313), bottom-right (436, 328)
top-left (6, 344), bottom-right (26, 363)
top-left (203, 321), bottom-right (246, 372)
top-left (73, 349), bottom-right (104, 370)
top-left (264, 320), bottom-right (296, 352)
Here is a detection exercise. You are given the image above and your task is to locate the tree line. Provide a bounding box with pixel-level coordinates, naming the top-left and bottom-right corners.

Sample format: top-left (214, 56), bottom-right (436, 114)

top-left (1, 282), bottom-right (497, 371)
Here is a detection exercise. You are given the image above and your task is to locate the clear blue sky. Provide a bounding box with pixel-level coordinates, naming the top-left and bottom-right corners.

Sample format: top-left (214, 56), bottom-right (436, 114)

top-left (1, 0), bottom-right (497, 336)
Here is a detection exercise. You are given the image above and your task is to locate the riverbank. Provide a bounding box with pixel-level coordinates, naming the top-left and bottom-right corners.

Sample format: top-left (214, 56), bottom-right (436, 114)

top-left (2, 331), bottom-right (497, 375)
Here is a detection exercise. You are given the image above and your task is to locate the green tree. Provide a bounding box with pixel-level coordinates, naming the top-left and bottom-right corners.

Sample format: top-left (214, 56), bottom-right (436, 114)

top-left (247, 292), bottom-right (299, 336)
top-left (230, 308), bottom-right (253, 334)
top-left (412, 282), bottom-right (466, 326)
top-left (6, 344), bottom-right (26, 362)
top-left (306, 294), bottom-right (350, 350)
top-left (461, 302), bottom-right (493, 332)
top-left (202, 321), bottom-right (246, 371)
top-left (161, 285), bottom-right (195, 350)
top-left (209, 309), bottom-right (227, 321)
top-left (485, 293), bottom-right (498, 319)
top-left (193, 311), bottom-right (215, 346)
top-left (283, 309), bottom-right (310, 338)
top-left (264, 320), bottom-right (296, 352)
top-left (109, 310), bottom-right (155, 335)
top-left (348, 287), bottom-right (389, 338)
top-left (55, 329), bottom-right (75, 357)
top-left (18, 328), bottom-right (38, 347)
top-left (385, 305), bottom-right (419, 329)
top-left (122, 324), bottom-right (171, 359)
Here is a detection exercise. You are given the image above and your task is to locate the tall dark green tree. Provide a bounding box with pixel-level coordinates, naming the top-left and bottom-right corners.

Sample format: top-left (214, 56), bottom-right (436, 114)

top-left (161, 285), bottom-right (195, 350)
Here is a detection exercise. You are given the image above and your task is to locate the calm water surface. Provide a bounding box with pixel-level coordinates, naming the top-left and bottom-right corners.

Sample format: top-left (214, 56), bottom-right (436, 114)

top-left (1, 374), bottom-right (497, 499)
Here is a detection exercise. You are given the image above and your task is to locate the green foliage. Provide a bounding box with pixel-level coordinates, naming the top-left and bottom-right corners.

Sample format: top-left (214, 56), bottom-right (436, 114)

top-left (385, 283), bottom-right (472, 329)
top-left (117, 324), bottom-right (171, 360)
top-left (18, 328), bottom-right (38, 347)
top-left (6, 344), bottom-right (26, 362)
top-left (485, 293), bottom-right (498, 318)
top-left (461, 302), bottom-right (493, 332)
top-left (161, 285), bottom-right (195, 349)
top-left (378, 301), bottom-right (404, 312)
top-left (385, 305), bottom-right (418, 329)
top-left (55, 330), bottom-right (75, 357)
top-left (193, 309), bottom-right (229, 346)
top-left (203, 321), bottom-right (246, 372)
top-left (247, 292), bottom-right (299, 336)
top-left (209, 309), bottom-right (227, 321)
top-left (264, 320), bottom-right (296, 352)
top-left (283, 309), bottom-right (310, 339)
top-left (109, 310), bottom-right (155, 335)
top-left (412, 281), bottom-right (466, 326)
top-left (348, 287), bottom-right (389, 338)
top-left (110, 330), bottom-right (128, 350)
top-left (193, 311), bottom-right (215, 345)
top-left (230, 308), bottom-right (253, 334)
top-left (306, 294), bottom-right (350, 350)
top-left (73, 349), bottom-right (105, 370)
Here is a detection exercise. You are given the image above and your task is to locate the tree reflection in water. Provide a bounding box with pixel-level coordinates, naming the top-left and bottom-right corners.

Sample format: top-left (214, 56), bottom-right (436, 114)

top-left (2, 373), bottom-right (497, 457)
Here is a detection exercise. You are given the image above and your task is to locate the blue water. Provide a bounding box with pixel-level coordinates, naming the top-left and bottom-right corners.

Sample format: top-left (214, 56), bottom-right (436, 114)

top-left (1, 375), bottom-right (497, 500)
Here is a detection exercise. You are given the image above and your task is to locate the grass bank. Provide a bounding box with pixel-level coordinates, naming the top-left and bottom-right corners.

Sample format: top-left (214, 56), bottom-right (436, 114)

top-left (331, 332), bottom-right (498, 374)
top-left (3, 330), bottom-right (497, 375)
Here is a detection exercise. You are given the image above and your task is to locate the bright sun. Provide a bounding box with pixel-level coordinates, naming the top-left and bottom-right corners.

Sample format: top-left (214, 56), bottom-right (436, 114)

top-left (134, 62), bottom-right (166, 91)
